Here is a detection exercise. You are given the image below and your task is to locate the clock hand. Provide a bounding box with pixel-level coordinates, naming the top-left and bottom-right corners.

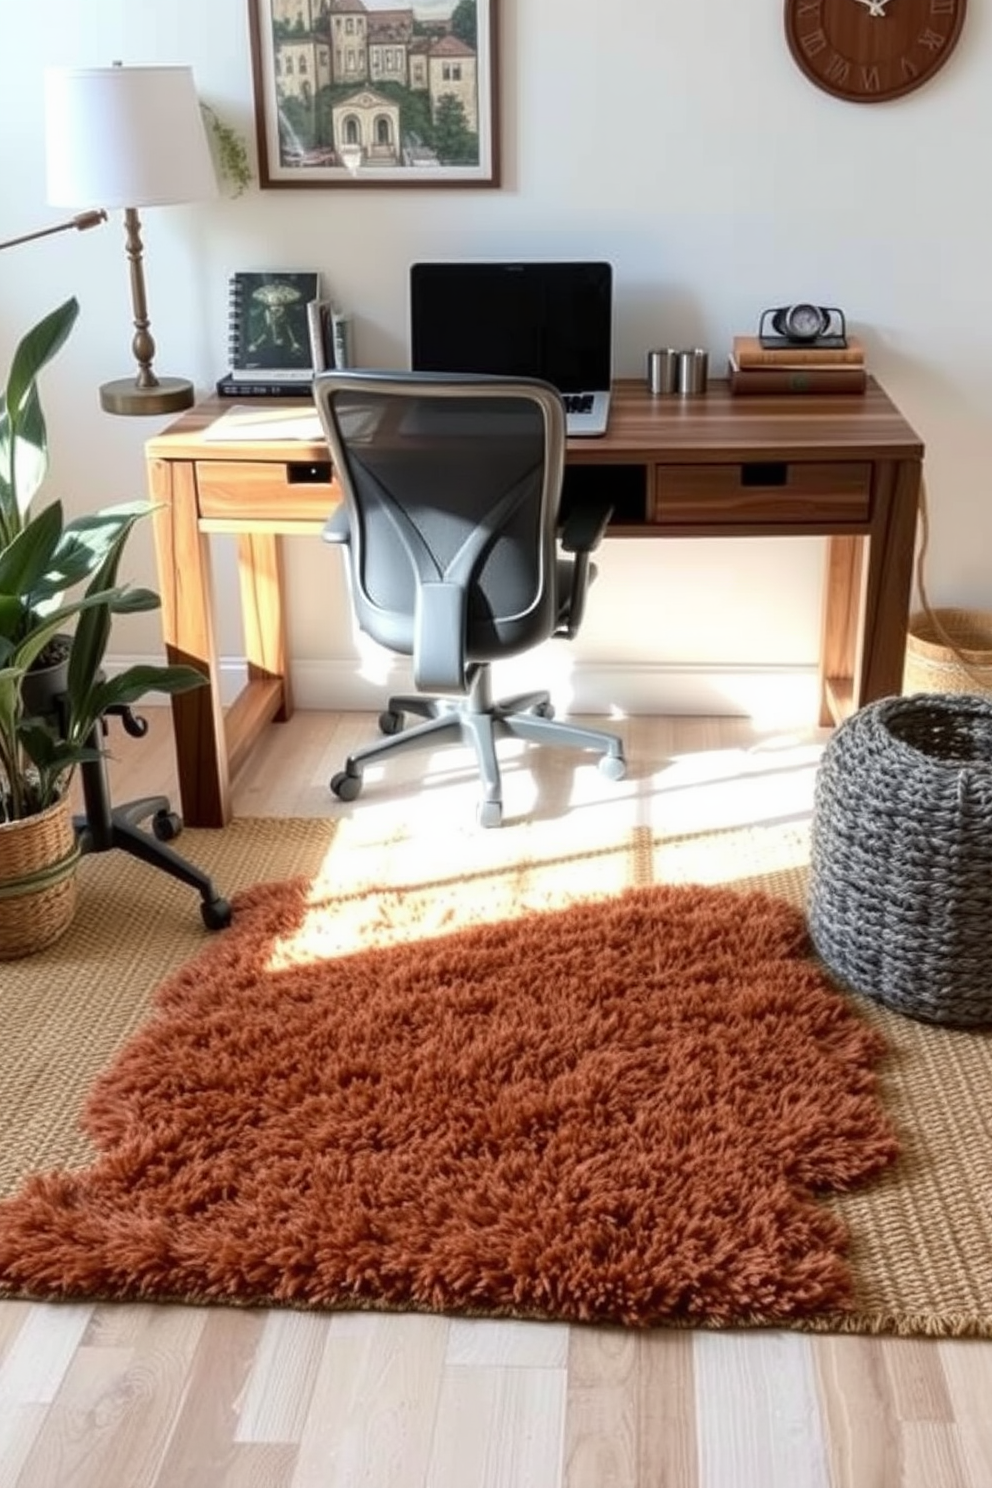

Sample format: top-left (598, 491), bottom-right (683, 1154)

top-left (853, 0), bottom-right (890, 14)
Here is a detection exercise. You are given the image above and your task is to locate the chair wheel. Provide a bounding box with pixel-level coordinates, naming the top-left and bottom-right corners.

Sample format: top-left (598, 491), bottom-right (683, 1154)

top-left (201, 897), bottom-right (232, 931)
top-left (379, 709), bottom-right (404, 735)
top-left (331, 770), bottom-right (363, 801)
top-left (598, 752), bottom-right (627, 782)
top-left (477, 799), bottom-right (503, 828)
top-left (152, 809), bottom-right (183, 842)
top-left (533, 701), bottom-right (555, 720)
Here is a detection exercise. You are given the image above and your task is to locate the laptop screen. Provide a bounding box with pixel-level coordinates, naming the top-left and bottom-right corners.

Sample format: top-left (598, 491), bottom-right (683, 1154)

top-left (409, 261), bottom-right (613, 394)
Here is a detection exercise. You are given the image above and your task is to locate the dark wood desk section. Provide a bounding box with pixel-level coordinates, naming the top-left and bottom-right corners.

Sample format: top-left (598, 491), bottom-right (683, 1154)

top-left (146, 378), bottom-right (924, 827)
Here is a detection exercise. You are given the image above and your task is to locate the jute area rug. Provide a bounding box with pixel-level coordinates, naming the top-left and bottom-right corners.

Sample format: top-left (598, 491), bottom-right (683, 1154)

top-left (2, 816), bottom-right (992, 1336)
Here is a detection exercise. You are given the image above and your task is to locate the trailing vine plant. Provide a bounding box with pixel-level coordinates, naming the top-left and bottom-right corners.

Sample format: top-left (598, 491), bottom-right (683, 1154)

top-left (201, 104), bottom-right (253, 196)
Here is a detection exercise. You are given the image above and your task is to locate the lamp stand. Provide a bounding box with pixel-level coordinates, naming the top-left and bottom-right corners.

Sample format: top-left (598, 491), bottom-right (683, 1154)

top-left (99, 207), bottom-right (195, 417)
top-left (0, 209), bottom-right (107, 253)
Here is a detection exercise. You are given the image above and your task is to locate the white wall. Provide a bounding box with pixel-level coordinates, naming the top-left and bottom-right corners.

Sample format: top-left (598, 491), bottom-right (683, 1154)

top-left (3, 0), bottom-right (990, 725)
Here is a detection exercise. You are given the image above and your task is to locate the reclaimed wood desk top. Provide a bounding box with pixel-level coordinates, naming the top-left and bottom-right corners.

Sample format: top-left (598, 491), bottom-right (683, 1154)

top-left (145, 377), bottom-right (924, 467)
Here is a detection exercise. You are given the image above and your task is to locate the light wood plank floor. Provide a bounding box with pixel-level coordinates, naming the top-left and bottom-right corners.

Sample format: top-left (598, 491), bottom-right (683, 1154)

top-left (4, 708), bottom-right (992, 1488)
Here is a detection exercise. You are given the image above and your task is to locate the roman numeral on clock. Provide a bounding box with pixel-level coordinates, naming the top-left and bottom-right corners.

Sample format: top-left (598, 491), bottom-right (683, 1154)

top-left (824, 54), bottom-right (851, 85)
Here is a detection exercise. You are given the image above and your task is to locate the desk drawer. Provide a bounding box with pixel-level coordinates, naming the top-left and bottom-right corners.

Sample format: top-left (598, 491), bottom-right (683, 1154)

top-left (652, 462), bottom-right (871, 525)
top-left (196, 460), bottom-right (340, 523)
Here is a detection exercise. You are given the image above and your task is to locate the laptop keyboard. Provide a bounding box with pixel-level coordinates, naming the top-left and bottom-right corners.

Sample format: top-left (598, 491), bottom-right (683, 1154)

top-left (563, 393), bottom-right (594, 414)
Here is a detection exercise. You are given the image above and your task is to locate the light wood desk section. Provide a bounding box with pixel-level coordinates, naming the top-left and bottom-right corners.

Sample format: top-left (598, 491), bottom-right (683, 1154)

top-left (145, 378), bottom-right (924, 827)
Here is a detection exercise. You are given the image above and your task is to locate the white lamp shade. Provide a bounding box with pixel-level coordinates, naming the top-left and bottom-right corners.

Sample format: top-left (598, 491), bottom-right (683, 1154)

top-left (45, 64), bottom-right (217, 209)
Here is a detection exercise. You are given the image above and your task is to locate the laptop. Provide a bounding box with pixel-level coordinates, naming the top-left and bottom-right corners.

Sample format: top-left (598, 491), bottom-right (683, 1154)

top-left (409, 260), bottom-right (613, 437)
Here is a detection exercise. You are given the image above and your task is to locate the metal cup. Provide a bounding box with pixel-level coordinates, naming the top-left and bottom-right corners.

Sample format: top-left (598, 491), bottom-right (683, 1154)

top-left (647, 348), bottom-right (679, 396)
top-left (677, 348), bottom-right (709, 396)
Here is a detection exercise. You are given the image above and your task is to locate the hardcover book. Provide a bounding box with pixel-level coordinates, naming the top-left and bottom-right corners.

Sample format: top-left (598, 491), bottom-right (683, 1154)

top-left (216, 373), bottom-right (313, 398)
top-left (727, 355), bottom-right (867, 395)
top-left (307, 300), bottom-right (353, 372)
top-left (732, 334), bottom-right (865, 369)
top-left (228, 271), bottom-right (321, 378)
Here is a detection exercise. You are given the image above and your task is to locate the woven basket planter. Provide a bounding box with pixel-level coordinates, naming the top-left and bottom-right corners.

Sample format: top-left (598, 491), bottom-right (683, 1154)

top-left (808, 693), bottom-right (992, 1026)
top-left (903, 608), bottom-right (992, 699)
top-left (0, 796), bottom-right (80, 960)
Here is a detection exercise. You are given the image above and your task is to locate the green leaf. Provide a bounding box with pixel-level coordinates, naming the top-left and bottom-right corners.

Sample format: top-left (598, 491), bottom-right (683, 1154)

top-left (0, 300), bottom-right (79, 525)
top-left (86, 664), bottom-right (206, 718)
top-left (16, 717), bottom-right (101, 778)
top-left (103, 587), bottom-right (161, 614)
top-left (29, 504), bottom-right (155, 613)
top-left (0, 668), bottom-right (25, 777)
top-left (12, 587), bottom-right (129, 677)
top-left (66, 517), bottom-right (148, 701)
top-left (5, 299), bottom-right (80, 421)
top-left (65, 499), bottom-right (154, 533)
top-left (0, 501), bottom-right (63, 601)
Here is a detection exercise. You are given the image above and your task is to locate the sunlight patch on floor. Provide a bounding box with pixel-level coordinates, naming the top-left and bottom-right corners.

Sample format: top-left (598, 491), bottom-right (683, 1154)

top-left (260, 722), bottom-right (820, 968)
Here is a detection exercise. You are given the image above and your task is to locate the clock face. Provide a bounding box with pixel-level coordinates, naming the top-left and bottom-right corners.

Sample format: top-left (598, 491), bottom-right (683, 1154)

top-left (785, 0), bottom-right (967, 103)
top-left (783, 303), bottom-right (828, 340)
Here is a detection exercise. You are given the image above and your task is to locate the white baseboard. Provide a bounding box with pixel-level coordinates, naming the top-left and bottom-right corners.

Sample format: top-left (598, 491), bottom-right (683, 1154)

top-left (105, 656), bottom-right (822, 730)
top-left (260, 657), bottom-right (820, 728)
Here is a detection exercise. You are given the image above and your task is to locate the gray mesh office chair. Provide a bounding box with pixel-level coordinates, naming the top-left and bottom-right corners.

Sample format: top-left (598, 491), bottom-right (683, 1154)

top-left (312, 370), bottom-right (626, 827)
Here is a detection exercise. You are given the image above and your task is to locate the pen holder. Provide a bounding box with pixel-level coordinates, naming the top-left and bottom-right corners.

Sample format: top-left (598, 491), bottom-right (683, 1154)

top-left (677, 348), bottom-right (709, 396)
top-left (647, 348), bottom-right (679, 396)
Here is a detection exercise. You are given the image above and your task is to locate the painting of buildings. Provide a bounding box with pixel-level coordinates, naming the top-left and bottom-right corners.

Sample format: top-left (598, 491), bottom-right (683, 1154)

top-left (253, 0), bottom-right (495, 184)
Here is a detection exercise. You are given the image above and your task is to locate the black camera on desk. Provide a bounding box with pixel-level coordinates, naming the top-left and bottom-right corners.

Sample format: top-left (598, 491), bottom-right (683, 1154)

top-left (759, 304), bottom-right (847, 350)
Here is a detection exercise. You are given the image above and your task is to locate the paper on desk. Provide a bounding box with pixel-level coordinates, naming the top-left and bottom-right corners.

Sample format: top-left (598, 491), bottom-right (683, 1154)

top-left (203, 404), bottom-right (324, 442)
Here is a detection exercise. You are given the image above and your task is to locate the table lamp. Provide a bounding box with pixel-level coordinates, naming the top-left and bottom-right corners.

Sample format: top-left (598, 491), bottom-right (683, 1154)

top-left (44, 63), bottom-right (217, 416)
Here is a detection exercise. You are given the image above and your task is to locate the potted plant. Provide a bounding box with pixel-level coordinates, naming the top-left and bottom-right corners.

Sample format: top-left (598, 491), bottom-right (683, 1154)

top-left (0, 296), bottom-right (205, 956)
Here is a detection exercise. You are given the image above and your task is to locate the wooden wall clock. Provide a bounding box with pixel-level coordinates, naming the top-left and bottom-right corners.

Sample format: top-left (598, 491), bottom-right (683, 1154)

top-left (785, 0), bottom-right (967, 103)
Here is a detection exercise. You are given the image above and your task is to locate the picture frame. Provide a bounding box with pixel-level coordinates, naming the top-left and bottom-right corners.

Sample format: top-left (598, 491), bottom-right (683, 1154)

top-left (248, 0), bottom-right (499, 189)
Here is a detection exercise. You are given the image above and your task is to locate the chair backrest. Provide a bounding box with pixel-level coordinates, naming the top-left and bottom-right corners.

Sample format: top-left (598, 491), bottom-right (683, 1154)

top-left (312, 371), bottom-right (567, 694)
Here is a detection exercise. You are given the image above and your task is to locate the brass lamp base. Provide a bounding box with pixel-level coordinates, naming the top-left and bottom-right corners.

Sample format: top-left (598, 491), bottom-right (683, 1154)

top-left (99, 376), bottom-right (195, 417)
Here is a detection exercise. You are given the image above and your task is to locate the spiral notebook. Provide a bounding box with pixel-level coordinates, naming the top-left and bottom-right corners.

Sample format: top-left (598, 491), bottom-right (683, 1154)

top-left (227, 270), bottom-right (321, 381)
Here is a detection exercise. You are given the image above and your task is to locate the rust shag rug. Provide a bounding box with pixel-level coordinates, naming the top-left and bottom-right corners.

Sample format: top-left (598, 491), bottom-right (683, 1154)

top-left (0, 879), bottom-right (897, 1327)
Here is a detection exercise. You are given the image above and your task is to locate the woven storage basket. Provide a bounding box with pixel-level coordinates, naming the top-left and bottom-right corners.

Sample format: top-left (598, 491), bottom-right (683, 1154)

top-left (808, 694), bottom-right (992, 1026)
top-left (903, 607), bottom-right (992, 698)
top-left (0, 795), bottom-right (79, 960)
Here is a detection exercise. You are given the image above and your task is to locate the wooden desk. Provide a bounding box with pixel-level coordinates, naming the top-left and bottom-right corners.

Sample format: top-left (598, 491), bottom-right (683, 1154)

top-left (145, 378), bottom-right (924, 827)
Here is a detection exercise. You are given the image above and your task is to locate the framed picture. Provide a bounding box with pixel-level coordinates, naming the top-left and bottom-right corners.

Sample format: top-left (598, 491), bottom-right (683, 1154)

top-left (248, 0), bottom-right (499, 188)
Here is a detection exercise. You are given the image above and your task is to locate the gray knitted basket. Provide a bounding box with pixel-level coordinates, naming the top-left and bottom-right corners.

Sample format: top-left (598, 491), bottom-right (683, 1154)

top-left (808, 692), bottom-right (992, 1026)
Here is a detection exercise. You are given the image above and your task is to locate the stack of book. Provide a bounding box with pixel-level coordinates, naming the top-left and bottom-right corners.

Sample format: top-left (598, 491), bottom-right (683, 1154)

top-left (727, 335), bottom-right (867, 396)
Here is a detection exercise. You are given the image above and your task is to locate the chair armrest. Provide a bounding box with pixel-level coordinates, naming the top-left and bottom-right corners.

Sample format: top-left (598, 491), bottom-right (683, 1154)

top-left (322, 505), bottom-right (350, 545)
top-left (556, 500), bottom-right (613, 639)
top-left (560, 498), bottom-right (613, 555)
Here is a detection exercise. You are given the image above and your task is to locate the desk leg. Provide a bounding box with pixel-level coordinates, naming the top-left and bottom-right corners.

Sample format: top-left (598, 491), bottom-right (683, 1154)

top-left (220, 531), bottom-right (296, 783)
top-left (819, 536), bottom-right (865, 725)
top-left (149, 457), bottom-right (231, 828)
top-left (857, 458), bottom-right (921, 708)
top-left (819, 459), bottom-right (920, 726)
top-left (238, 532), bottom-right (293, 721)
